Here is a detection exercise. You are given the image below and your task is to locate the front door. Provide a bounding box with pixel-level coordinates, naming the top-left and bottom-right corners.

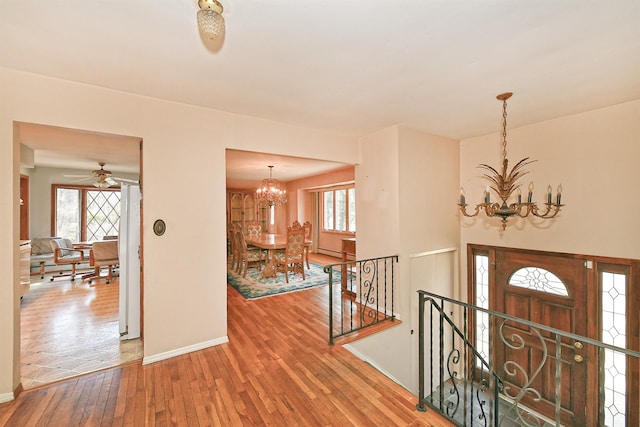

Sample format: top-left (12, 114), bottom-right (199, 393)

top-left (493, 248), bottom-right (597, 426)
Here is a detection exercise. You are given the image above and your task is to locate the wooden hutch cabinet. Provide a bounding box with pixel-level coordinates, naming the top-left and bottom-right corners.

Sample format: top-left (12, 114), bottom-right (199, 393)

top-left (228, 191), bottom-right (268, 233)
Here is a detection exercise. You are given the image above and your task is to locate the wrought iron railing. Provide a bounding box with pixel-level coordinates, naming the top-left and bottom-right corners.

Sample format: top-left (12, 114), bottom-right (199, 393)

top-left (324, 255), bottom-right (398, 345)
top-left (416, 290), bottom-right (640, 427)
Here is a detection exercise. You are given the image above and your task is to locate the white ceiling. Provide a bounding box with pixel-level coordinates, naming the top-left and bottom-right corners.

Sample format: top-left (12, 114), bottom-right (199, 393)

top-left (3, 1), bottom-right (640, 180)
top-left (18, 123), bottom-right (141, 174)
top-left (225, 150), bottom-right (348, 188)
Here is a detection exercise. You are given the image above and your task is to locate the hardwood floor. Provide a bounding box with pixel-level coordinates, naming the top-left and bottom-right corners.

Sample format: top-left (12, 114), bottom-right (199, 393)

top-left (1, 254), bottom-right (453, 426)
top-left (20, 273), bottom-right (143, 389)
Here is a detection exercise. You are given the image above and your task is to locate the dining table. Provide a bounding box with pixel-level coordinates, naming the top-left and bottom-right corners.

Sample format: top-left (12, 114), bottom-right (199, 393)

top-left (244, 233), bottom-right (312, 278)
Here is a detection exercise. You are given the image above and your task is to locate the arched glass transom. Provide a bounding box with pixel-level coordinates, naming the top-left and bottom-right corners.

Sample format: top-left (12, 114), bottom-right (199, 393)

top-left (509, 267), bottom-right (569, 296)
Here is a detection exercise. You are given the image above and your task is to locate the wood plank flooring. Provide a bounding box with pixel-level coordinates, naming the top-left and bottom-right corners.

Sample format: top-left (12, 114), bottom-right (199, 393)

top-left (20, 274), bottom-right (142, 389)
top-left (1, 254), bottom-right (453, 426)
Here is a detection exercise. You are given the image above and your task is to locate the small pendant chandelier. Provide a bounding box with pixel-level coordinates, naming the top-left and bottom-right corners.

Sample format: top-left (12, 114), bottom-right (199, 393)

top-left (458, 92), bottom-right (564, 230)
top-left (256, 166), bottom-right (287, 207)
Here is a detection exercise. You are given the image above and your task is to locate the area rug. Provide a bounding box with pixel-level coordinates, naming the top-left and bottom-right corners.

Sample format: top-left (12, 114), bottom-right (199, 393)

top-left (227, 262), bottom-right (342, 300)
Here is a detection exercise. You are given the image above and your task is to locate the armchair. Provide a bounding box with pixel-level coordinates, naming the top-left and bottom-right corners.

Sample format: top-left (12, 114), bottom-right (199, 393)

top-left (49, 238), bottom-right (86, 281)
top-left (90, 240), bottom-right (119, 284)
top-left (82, 240), bottom-right (119, 284)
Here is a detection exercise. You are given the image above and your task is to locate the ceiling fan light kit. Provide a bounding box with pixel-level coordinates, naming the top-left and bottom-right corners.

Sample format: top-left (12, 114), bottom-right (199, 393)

top-left (64, 162), bottom-right (138, 189)
top-left (93, 175), bottom-right (114, 188)
top-left (458, 92), bottom-right (564, 230)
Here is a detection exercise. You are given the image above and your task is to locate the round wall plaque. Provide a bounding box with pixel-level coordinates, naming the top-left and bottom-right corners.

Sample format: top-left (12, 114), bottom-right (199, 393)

top-left (153, 219), bottom-right (166, 236)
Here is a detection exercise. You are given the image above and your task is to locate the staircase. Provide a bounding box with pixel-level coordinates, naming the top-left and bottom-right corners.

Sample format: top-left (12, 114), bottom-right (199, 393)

top-left (416, 290), bottom-right (640, 427)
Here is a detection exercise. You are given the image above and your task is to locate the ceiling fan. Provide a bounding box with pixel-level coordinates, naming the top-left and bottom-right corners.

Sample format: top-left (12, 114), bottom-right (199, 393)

top-left (64, 162), bottom-right (139, 188)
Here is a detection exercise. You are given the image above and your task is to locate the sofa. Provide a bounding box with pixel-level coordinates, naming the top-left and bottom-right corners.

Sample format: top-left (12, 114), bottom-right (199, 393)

top-left (30, 237), bottom-right (59, 278)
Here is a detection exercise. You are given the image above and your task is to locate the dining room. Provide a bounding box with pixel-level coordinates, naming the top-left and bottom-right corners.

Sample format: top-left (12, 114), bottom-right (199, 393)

top-left (225, 149), bottom-right (356, 297)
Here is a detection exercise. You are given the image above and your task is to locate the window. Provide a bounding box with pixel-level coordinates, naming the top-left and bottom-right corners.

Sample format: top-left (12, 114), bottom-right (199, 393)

top-left (53, 185), bottom-right (121, 242)
top-left (322, 186), bottom-right (355, 232)
top-left (474, 253), bottom-right (490, 366)
top-left (508, 267), bottom-right (569, 296)
top-left (600, 267), bottom-right (628, 427)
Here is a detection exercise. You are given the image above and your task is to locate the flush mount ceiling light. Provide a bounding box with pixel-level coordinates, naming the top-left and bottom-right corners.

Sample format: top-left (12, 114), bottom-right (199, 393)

top-left (256, 166), bottom-right (287, 207)
top-left (197, 0), bottom-right (225, 40)
top-left (458, 92), bottom-right (564, 230)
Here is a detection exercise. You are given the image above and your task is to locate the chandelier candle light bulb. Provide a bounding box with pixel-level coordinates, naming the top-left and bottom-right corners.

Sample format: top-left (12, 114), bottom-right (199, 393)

top-left (557, 184), bottom-right (562, 205)
top-left (458, 92), bottom-right (564, 230)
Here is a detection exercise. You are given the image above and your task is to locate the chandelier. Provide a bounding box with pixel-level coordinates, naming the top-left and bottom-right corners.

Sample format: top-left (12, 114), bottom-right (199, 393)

top-left (197, 0), bottom-right (225, 40)
top-left (256, 166), bottom-right (287, 207)
top-left (458, 92), bottom-right (563, 230)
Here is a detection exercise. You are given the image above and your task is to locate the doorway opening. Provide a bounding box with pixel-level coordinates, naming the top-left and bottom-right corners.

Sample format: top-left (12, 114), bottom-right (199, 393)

top-left (17, 122), bottom-right (144, 389)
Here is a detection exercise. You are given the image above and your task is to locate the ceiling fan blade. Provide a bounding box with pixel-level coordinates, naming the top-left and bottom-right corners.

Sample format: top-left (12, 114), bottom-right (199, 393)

top-left (111, 176), bottom-right (139, 184)
top-left (69, 177), bottom-right (93, 183)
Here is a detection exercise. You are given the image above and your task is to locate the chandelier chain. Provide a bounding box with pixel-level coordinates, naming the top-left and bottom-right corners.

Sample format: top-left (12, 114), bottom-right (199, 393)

top-left (502, 98), bottom-right (508, 162)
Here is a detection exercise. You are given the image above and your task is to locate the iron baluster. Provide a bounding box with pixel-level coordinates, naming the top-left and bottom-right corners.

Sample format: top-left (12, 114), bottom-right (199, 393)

top-left (327, 267), bottom-right (334, 345)
top-left (555, 334), bottom-right (561, 426)
top-left (440, 297), bottom-right (445, 412)
top-left (463, 307), bottom-right (468, 426)
top-left (325, 255), bottom-right (398, 344)
top-left (417, 292), bottom-right (426, 412)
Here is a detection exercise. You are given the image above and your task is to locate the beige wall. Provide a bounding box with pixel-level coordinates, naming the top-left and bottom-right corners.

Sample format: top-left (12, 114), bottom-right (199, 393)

top-left (349, 126), bottom-right (460, 392)
top-left (0, 67), bottom-right (359, 398)
top-left (459, 99), bottom-right (640, 299)
top-left (0, 122), bottom-right (21, 402)
top-left (285, 166), bottom-right (356, 255)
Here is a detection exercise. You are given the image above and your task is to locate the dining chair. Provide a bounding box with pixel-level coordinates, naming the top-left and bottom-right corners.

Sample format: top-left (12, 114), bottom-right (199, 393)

top-left (302, 220), bottom-right (312, 269)
top-left (235, 228), bottom-right (264, 278)
top-left (274, 222), bottom-right (306, 283)
top-left (246, 221), bottom-right (262, 236)
top-left (228, 224), bottom-right (240, 271)
top-left (246, 221), bottom-right (268, 260)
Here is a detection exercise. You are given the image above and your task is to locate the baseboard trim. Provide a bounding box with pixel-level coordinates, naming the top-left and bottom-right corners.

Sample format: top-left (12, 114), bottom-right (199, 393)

top-left (142, 336), bottom-right (229, 365)
top-left (343, 343), bottom-right (404, 387)
top-left (318, 248), bottom-right (341, 257)
top-left (0, 382), bottom-right (22, 404)
top-left (0, 391), bottom-right (14, 404)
